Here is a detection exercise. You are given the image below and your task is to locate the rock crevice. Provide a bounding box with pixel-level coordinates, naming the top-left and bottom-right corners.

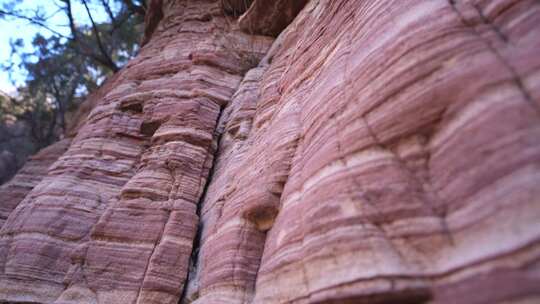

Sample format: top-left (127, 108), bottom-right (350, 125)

top-left (1, 0), bottom-right (540, 303)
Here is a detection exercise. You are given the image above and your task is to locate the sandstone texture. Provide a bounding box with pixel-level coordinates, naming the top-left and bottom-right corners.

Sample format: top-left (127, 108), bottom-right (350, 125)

top-left (0, 139), bottom-right (71, 228)
top-left (1, 0), bottom-right (539, 303)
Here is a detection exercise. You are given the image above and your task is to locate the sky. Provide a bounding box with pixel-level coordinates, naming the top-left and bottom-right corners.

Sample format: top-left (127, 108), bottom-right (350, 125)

top-left (0, 0), bottom-right (112, 94)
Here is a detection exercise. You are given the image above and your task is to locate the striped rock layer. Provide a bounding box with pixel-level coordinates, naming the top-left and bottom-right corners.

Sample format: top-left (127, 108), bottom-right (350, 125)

top-left (1, 0), bottom-right (539, 303)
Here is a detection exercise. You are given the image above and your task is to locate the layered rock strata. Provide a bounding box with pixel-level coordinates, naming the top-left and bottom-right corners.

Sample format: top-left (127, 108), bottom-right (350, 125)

top-left (1, 0), bottom-right (540, 303)
top-left (190, 0), bottom-right (540, 303)
top-left (0, 139), bottom-right (71, 227)
top-left (0, 0), bottom-right (271, 303)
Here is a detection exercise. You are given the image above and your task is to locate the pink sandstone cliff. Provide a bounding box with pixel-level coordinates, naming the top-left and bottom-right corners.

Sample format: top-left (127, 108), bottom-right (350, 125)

top-left (1, 0), bottom-right (539, 303)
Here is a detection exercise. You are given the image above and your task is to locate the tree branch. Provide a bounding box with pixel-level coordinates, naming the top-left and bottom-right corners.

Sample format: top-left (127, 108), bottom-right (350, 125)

top-left (60, 0), bottom-right (79, 41)
top-left (81, 0), bottom-right (119, 72)
top-left (50, 78), bottom-right (66, 132)
top-left (122, 0), bottom-right (146, 16)
top-left (99, 0), bottom-right (117, 25)
top-left (0, 9), bottom-right (72, 40)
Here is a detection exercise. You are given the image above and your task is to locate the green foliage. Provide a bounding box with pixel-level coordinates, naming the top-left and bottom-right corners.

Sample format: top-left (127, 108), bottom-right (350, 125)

top-left (0, 0), bottom-right (145, 184)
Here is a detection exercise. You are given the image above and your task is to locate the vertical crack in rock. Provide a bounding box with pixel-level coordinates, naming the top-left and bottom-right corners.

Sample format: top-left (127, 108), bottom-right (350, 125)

top-left (72, 2), bottom-right (274, 304)
top-left (178, 95), bottom-right (224, 304)
top-left (238, 0), bottom-right (309, 37)
top-left (0, 1), bottom-right (273, 303)
top-left (189, 28), bottom-right (303, 302)
top-left (447, 0), bottom-right (540, 116)
top-left (179, 65), bottom-right (268, 303)
top-left (2, 0), bottom-right (540, 303)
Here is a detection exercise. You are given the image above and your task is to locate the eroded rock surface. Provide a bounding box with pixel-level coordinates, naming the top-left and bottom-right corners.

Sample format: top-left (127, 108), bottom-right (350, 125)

top-left (0, 138), bottom-right (71, 227)
top-left (0, 1), bottom-right (271, 303)
top-left (1, 0), bottom-right (540, 303)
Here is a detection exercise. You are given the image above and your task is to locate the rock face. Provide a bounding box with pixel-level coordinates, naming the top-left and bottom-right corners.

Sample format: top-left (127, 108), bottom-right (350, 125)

top-left (1, 0), bottom-right (539, 303)
top-left (0, 139), bottom-right (71, 227)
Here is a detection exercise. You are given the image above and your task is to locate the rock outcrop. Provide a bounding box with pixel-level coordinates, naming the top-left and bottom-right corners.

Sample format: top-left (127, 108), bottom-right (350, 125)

top-left (1, 0), bottom-right (539, 303)
top-left (0, 138), bottom-right (71, 227)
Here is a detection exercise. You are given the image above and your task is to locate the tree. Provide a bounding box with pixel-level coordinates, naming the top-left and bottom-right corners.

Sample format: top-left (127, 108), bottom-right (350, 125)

top-left (1, 0), bottom-right (145, 71)
top-left (0, 0), bottom-right (145, 183)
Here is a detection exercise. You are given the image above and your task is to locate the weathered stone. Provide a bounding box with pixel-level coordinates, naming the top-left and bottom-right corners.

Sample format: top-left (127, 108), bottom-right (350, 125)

top-left (239, 0), bottom-right (309, 36)
top-left (1, 0), bottom-right (539, 303)
top-left (0, 1), bottom-right (272, 303)
top-left (0, 138), bottom-right (71, 227)
top-left (192, 0), bottom-right (540, 303)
